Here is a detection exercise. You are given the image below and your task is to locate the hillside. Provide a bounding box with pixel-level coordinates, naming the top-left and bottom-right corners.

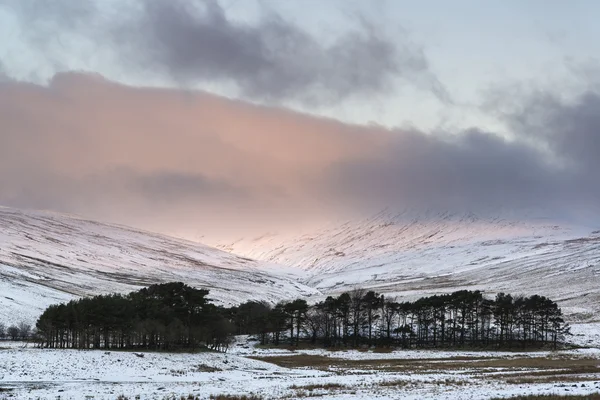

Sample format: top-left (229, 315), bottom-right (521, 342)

top-left (3, 205), bottom-right (600, 326)
top-left (218, 210), bottom-right (600, 321)
top-left (0, 207), bottom-right (319, 325)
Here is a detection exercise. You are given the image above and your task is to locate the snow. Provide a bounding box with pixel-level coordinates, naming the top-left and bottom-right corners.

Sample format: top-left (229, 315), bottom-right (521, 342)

top-left (570, 322), bottom-right (600, 348)
top-left (2, 329), bottom-right (600, 399)
top-left (216, 209), bottom-right (600, 321)
top-left (0, 345), bottom-right (324, 399)
top-left (0, 207), bottom-right (320, 325)
top-left (3, 205), bottom-right (600, 326)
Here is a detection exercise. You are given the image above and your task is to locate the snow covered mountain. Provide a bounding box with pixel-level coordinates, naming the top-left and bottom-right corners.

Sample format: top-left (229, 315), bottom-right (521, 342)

top-left (218, 210), bottom-right (600, 321)
top-left (3, 205), bottom-right (600, 326)
top-left (0, 206), bottom-right (319, 325)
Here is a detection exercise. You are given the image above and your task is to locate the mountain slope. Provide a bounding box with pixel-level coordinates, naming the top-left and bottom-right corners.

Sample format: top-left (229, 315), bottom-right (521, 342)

top-left (0, 207), bottom-right (319, 325)
top-left (218, 210), bottom-right (600, 320)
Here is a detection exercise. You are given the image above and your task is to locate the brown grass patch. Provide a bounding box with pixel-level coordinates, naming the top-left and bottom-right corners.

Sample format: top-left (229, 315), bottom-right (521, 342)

top-left (379, 379), bottom-right (412, 387)
top-left (289, 383), bottom-right (347, 391)
top-left (251, 353), bottom-right (600, 383)
top-left (195, 364), bottom-right (223, 372)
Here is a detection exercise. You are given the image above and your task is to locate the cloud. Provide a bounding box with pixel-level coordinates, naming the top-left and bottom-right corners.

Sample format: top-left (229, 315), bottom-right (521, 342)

top-left (327, 89), bottom-right (600, 224)
top-left (0, 72), bottom-right (379, 237)
top-left (510, 91), bottom-right (600, 171)
top-left (0, 60), bottom-right (7, 82)
top-left (327, 129), bottom-right (570, 215)
top-left (133, 171), bottom-right (253, 205)
top-left (0, 72), bottom-right (598, 241)
top-left (0, 0), bottom-right (448, 104)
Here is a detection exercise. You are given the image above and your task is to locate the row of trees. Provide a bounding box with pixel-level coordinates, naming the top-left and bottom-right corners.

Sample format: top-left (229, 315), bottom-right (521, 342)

top-left (35, 283), bottom-right (571, 351)
top-left (36, 282), bottom-right (232, 351)
top-left (0, 322), bottom-right (32, 341)
top-left (228, 289), bottom-right (570, 349)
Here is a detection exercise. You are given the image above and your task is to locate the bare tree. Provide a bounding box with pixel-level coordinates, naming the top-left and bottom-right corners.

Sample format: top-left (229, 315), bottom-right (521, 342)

top-left (7, 325), bottom-right (19, 341)
top-left (18, 322), bottom-right (32, 340)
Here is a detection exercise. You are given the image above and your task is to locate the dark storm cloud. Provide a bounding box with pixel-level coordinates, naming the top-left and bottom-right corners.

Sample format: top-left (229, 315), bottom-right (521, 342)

top-left (128, 0), bottom-right (443, 103)
top-left (508, 90), bottom-right (600, 215)
top-left (0, 0), bottom-right (449, 104)
top-left (328, 129), bottom-right (560, 211)
top-left (511, 91), bottom-right (600, 171)
top-left (327, 90), bottom-right (600, 222)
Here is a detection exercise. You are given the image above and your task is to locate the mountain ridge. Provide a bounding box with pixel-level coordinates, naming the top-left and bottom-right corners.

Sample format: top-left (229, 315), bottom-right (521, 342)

top-left (0, 206), bottom-right (319, 325)
top-left (216, 209), bottom-right (600, 321)
top-left (3, 206), bottom-right (600, 325)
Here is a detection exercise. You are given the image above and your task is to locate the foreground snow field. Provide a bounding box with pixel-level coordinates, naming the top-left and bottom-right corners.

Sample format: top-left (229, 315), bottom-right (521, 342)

top-left (2, 325), bottom-right (600, 400)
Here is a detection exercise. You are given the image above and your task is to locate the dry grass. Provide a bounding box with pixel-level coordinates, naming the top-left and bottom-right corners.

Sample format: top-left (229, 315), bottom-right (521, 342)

top-left (379, 378), bottom-right (466, 388)
top-left (250, 354), bottom-right (488, 371)
top-left (379, 379), bottom-right (412, 387)
top-left (497, 363), bottom-right (600, 385)
top-left (289, 383), bottom-right (347, 391)
top-left (252, 354), bottom-right (600, 374)
top-left (252, 352), bottom-right (600, 391)
top-left (506, 375), bottom-right (600, 384)
top-left (285, 382), bottom-right (351, 398)
top-left (195, 363), bottom-right (223, 372)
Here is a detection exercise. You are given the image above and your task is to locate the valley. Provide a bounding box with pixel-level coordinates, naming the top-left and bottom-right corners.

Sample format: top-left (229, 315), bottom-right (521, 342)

top-left (2, 206), bottom-right (600, 326)
top-left (2, 207), bottom-right (600, 399)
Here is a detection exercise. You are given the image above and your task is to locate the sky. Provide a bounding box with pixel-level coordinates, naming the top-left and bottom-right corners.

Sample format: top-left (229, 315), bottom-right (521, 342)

top-left (0, 0), bottom-right (599, 241)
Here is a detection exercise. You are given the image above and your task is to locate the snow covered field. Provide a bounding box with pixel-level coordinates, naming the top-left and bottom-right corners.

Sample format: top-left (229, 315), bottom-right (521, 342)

top-left (2, 325), bottom-right (600, 400)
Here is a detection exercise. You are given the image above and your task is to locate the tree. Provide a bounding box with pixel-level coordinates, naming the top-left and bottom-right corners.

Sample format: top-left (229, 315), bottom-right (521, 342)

top-left (34, 283), bottom-right (571, 351)
top-left (269, 303), bottom-right (288, 345)
top-left (18, 322), bottom-right (31, 340)
top-left (284, 299), bottom-right (308, 345)
top-left (379, 297), bottom-right (395, 341)
top-left (494, 293), bottom-right (514, 345)
top-left (350, 288), bottom-right (366, 346)
top-left (336, 293), bottom-right (351, 345)
top-left (7, 325), bottom-right (20, 341)
top-left (362, 291), bottom-right (383, 344)
top-left (304, 308), bottom-right (325, 344)
top-left (35, 282), bottom-right (219, 350)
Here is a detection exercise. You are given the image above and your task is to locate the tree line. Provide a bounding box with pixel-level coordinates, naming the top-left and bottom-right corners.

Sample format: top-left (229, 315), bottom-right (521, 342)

top-left (0, 322), bottom-right (32, 341)
top-left (35, 283), bottom-right (570, 351)
top-left (227, 289), bottom-right (570, 349)
top-left (36, 282), bottom-right (232, 351)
